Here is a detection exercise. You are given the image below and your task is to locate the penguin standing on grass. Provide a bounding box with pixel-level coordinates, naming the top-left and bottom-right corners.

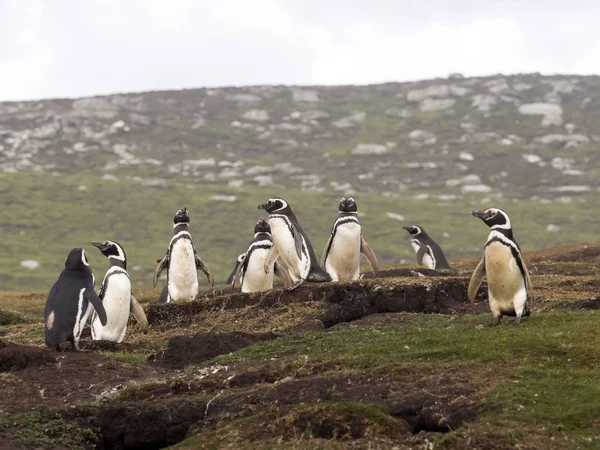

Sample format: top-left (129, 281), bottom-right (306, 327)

top-left (322, 197), bottom-right (378, 281)
top-left (258, 197), bottom-right (331, 291)
top-left (154, 207), bottom-right (214, 303)
top-left (468, 208), bottom-right (532, 326)
top-left (44, 248), bottom-right (107, 351)
top-left (402, 225), bottom-right (452, 271)
top-left (90, 240), bottom-right (148, 343)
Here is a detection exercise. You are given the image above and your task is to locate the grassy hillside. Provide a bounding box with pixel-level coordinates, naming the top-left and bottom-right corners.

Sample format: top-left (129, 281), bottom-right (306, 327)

top-left (2, 171), bottom-right (600, 291)
top-left (2, 73), bottom-right (600, 291)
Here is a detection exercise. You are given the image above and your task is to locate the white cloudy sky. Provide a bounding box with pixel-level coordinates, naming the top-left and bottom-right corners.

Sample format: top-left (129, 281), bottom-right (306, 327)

top-left (1, 0), bottom-right (598, 101)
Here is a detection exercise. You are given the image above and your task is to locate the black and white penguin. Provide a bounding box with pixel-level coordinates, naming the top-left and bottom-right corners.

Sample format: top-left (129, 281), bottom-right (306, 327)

top-left (402, 225), bottom-right (452, 271)
top-left (226, 253), bottom-right (246, 286)
top-left (231, 219), bottom-right (292, 293)
top-left (322, 197), bottom-right (378, 281)
top-left (258, 197), bottom-right (331, 291)
top-left (44, 248), bottom-right (107, 351)
top-left (468, 208), bottom-right (532, 325)
top-left (154, 207), bottom-right (214, 303)
top-left (90, 240), bottom-right (148, 342)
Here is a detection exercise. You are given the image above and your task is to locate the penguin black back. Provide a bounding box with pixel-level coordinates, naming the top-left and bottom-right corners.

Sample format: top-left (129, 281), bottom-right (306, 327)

top-left (402, 225), bottom-right (451, 270)
top-left (44, 248), bottom-right (107, 351)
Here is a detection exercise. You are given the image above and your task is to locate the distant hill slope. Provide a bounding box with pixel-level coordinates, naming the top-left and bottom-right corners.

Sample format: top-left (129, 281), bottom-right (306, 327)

top-left (1, 73), bottom-right (599, 290)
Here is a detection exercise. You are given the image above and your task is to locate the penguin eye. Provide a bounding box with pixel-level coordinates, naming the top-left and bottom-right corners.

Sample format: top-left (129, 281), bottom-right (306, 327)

top-left (268, 200), bottom-right (274, 205)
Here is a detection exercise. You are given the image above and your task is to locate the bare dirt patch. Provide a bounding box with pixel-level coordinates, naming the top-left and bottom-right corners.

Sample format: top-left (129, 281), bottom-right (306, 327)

top-left (149, 332), bottom-right (279, 369)
top-left (93, 365), bottom-right (490, 449)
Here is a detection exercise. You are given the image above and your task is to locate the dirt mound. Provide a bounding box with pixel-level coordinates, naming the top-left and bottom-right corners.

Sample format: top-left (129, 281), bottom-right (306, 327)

top-left (527, 243), bottom-right (600, 264)
top-left (147, 277), bottom-right (480, 331)
top-left (149, 332), bottom-right (279, 369)
top-left (0, 342), bottom-right (55, 372)
top-left (562, 297), bottom-right (600, 311)
top-left (361, 268), bottom-right (452, 279)
top-left (97, 400), bottom-right (206, 450)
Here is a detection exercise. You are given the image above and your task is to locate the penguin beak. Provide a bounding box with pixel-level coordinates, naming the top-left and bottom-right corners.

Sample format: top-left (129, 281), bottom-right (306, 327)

top-left (471, 210), bottom-right (491, 220)
top-left (91, 241), bottom-right (108, 251)
top-left (402, 226), bottom-right (411, 231)
top-left (257, 202), bottom-right (267, 210)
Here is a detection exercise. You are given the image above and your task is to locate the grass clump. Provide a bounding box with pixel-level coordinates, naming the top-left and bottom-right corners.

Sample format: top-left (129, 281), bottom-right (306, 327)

top-left (0, 406), bottom-right (98, 449)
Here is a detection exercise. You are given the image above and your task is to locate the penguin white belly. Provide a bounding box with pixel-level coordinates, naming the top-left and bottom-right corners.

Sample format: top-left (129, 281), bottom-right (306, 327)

top-left (412, 241), bottom-right (435, 269)
top-left (422, 251), bottom-right (435, 270)
top-left (92, 273), bottom-right (131, 343)
top-left (269, 218), bottom-right (309, 281)
top-left (241, 248), bottom-right (274, 293)
top-left (168, 240), bottom-right (199, 302)
top-left (325, 224), bottom-right (362, 281)
top-left (485, 242), bottom-right (527, 316)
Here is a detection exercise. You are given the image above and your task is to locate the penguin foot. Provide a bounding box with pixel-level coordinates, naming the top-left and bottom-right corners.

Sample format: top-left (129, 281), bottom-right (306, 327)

top-left (284, 279), bottom-right (305, 292)
top-left (488, 316), bottom-right (502, 327)
top-left (513, 317), bottom-right (522, 326)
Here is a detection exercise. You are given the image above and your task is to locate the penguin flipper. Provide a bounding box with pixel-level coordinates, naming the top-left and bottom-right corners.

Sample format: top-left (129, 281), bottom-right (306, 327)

top-left (231, 254), bottom-right (247, 289)
top-left (85, 288), bottom-right (107, 326)
top-left (360, 236), bottom-right (379, 276)
top-left (274, 261), bottom-right (293, 288)
top-left (263, 246), bottom-right (280, 274)
top-left (321, 234), bottom-right (333, 266)
top-left (195, 254), bottom-right (214, 287)
top-left (154, 255), bottom-right (169, 288)
top-left (226, 258), bottom-right (243, 285)
top-left (416, 244), bottom-right (427, 266)
top-left (130, 294), bottom-right (149, 331)
top-left (290, 224), bottom-right (304, 260)
top-left (467, 258), bottom-right (486, 302)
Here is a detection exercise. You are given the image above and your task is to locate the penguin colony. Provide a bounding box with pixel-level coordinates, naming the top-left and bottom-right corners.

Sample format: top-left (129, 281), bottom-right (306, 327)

top-left (44, 197), bottom-right (532, 350)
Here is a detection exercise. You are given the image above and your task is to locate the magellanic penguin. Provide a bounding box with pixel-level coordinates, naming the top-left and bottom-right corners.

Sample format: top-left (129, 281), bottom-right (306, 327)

top-left (44, 248), bottom-right (107, 351)
top-left (402, 225), bottom-right (452, 271)
top-left (231, 219), bottom-right (293, 293)
top-left (468, 208), bottom-right (532, 326)
top-left (90, 240), bottom-right (149, 342)
top-left (258, 197), bottom-right (331, 291)
top-left (154, 207), bottom-right (214, 303)
top-left (226, 253), bottom-right (246, 286)
top-left (322, 197), bottom-right (378, 281)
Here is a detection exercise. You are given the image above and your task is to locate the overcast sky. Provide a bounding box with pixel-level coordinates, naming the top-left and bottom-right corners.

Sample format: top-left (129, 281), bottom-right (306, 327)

top-left (1, 0), bottom-right (598, 102)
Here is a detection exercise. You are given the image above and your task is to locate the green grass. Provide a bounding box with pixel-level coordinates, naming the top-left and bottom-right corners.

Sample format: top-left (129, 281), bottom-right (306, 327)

top-left (2, 171), bottom-right (600, 292)
top-left (183, 311), bottom-right (600, 448)
top-left (0, 406), bottom-right (98, 449)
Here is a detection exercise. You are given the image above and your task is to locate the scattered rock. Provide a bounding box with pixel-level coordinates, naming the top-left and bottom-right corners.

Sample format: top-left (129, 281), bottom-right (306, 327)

top-left (547, 224), bottom-right (561, 232)
top-left (292, 89), bottom-right (319, 103)
top-left (241, 109), bottom-right (269, 122)
top-left (461, 184), bottom-right (492, 193)
top-left (384, 108), bottom-right (411, 118)
top-left (472, 94), bottom-right (497, 112)
top-left (459, 152), bottom-right (474, 161)
top-left (518, 103), bottom-right (563, 127)
top-left (534, 134), bottom-right (590, 148)
top-left (409, 130), bottom-right (437, 146)
top-left (549, 186), bottom-right (591, 193)
top-left (523, 154), bottom-right (542, 164)
top-left (20, 260), bottom-right (40, 270)
top-left (386, 212), bottom-right (405, 221)
top-left (446, 174), bottom-right (481, 187)
top-left (419, 98), bottom-right (456, 111)
top-left (332, 112), bottom-right (366, 129)
top-left (351, 143), bottom-right (389, 156)
top-left (210, 195), bottom-right (237, 202)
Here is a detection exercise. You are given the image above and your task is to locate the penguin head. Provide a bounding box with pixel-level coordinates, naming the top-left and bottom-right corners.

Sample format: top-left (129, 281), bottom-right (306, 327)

top-left (173, 207), bottom-right (190, 225)
top-left (338, 197), bottom-right (358, 213)
top-left (471, 208), bottom-right (512, 230)
top-left (402, 225), bottom-right (424, 236)
top-left (91, 240), bottom-right (127, 264)
top-left (258, 197), bottom-right (289, 214)
top-left (254, 219), bottom-right (271, 234)
top-left (64, 248), bottom-right (91, 270)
